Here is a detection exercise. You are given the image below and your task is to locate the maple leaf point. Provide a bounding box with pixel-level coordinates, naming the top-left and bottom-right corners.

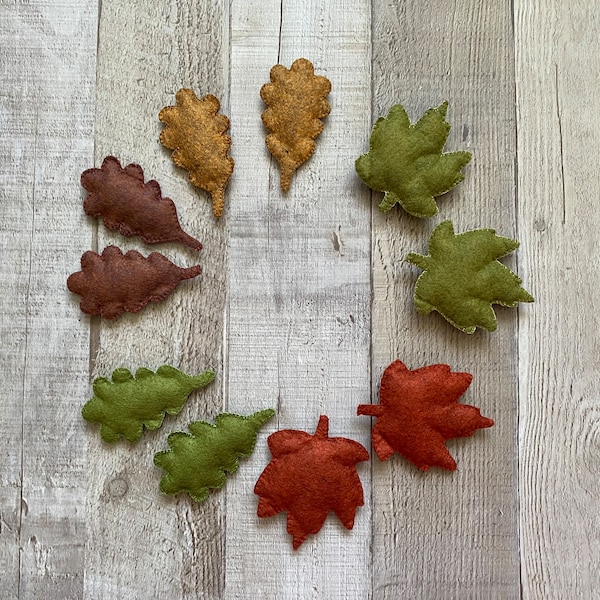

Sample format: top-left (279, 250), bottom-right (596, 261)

top-left (406, 220), bottom-right (534, 333)
top-left (358, 360), bottom-right (494, 471)
top-left (254, 415), bottom-right (369, 550)
top-left (355, 102), bottom-right (472, 217)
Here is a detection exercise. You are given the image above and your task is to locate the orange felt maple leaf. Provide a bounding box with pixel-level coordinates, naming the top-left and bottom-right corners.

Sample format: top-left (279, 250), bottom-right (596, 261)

top-left (254, 415), bottom-right (369, 550)
top-left (358, 360), bottom-right (493, 471)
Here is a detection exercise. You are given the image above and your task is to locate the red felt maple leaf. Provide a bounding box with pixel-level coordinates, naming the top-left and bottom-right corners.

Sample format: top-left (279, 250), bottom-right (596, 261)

top-left (357, 360), bottom-right (493, 471)
top-left (254, 415), bottom-right (369, 550)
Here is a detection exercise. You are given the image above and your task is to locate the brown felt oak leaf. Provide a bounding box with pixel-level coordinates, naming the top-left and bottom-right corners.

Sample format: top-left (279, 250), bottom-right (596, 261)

top-left (358, 360), bottom-right (494, 471)
top-left (81, 156), bottom-right (202, 251)
top-left (67, 245), bottom-right (201, 319)
top-left (254, 415), bottom-right (369, 550)
top-left (261, 58), bottom-right (331, 191)
top-left (159, 89), bottom-right (234, 218)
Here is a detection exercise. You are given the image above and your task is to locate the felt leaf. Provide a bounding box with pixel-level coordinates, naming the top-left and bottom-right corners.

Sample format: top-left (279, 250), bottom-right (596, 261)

top-left (154, 409), bottom-right (275, 502)
top-left (260, 58), bottom-right (331, 191)
top-left (67, 245), bottom-right (201, 319)
top-left (254, 415), bottom-right (369, 550)
top-left (159, 90), bottom-right (234, 218)
top-left (82, 366), bottom-right (215, 443)
top-left (355, 102), bottom-right (472, 217)
top-left (406, 220), bottom-right (534, 333)
top-left (81, 156), bottom-right (202, 251)
top-left (358, 360), bottom-right (493, 471)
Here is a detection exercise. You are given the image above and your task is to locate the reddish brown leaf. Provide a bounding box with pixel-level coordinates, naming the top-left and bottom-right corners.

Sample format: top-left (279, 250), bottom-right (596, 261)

top-left (67, 245), bottom-right (201, 319)
top-left (254, 415), bottom-right (369, 549)
top-left (358, 360), bottom-right (493, 471)
top-left (81, 156), bottom-right (202, 251)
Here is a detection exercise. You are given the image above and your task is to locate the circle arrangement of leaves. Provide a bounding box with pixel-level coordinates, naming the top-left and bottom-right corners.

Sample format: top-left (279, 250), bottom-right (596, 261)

top-left (72, 58), bottom-right (533, 550)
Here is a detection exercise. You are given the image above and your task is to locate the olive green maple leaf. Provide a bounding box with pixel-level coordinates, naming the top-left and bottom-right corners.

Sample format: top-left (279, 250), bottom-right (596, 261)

top-left (406, 220), bottom-right (534, 333)
top-left (355, 102), bottom-right (472, 217)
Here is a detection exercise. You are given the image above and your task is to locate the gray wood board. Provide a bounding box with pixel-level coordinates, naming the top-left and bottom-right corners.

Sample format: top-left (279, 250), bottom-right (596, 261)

top-left (225, 0), bottom-right (372, 597)
top-left (515, 1), bottom-right (600, 598)
top-left (84, 1), bottom-right (228, 598)
top-left (370, 2), bottom-right (521, 598)
top-left (1, 0), bottom-right (599, 598)
top-left (0, 1), bottom-right (97, 599)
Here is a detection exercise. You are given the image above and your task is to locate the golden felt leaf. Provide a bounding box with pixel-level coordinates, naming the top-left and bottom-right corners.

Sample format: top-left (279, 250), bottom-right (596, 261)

top-left (159, 90), bottom-right (234, 217)
top-left (261, 58), bottom-right (331, 192)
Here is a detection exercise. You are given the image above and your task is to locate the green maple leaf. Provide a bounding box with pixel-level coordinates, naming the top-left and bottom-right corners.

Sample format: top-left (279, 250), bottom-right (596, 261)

top-left (82, 366), bottom-right (215, 443)
top-left (355, 102), bottom-right (472, 217)
top-left (406, 220), bottom-right (534, 333)
top-left (154, 409), bottom-right (275, 502)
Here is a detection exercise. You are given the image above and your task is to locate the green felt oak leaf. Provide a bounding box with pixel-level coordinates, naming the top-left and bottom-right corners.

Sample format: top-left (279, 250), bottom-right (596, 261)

top-left (154, 409), bottom-right (276, 502)
top-left (355, 102), bottom-right (472, 217)
top-left (82, 366), bottom-right (215, 443)
top-left (406, 220), bottom-right (534, 333)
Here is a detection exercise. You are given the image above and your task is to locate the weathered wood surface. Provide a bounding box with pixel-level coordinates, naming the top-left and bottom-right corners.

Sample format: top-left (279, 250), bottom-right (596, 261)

top-left (84, 1), bottom-right (229, 598)
top-left (0, 1), bottom-right (97, 598)
top-left (515, 2), bottom-right (600, 598)
top-left (225, 0), bottom-right (371, 597)
top-left (370, 2), bottom-right (521, 598)
top-left (1, 0), bottom-right (599, 598)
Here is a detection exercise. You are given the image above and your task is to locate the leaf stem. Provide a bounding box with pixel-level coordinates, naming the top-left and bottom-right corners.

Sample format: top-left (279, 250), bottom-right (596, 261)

top-left (314, 415), bottom-right (330, 438)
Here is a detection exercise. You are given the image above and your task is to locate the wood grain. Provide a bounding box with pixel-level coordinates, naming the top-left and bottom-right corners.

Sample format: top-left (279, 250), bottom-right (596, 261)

top-left (225, 0), bottom-right (372, 597)
top-left (370, 1), bottom-right (521, 598)
top-left (515, 1), bottom-right (600, 597)
top-left (84, 1), bottom-right (229, 598)
top-left (3, 1), bottom-right (600, 597)
top-left (0, 1), bottom-right (97, 598)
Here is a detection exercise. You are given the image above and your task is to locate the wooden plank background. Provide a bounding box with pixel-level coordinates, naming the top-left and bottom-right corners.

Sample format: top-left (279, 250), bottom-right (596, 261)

top-left (0, 0), bottom-right (598, 598)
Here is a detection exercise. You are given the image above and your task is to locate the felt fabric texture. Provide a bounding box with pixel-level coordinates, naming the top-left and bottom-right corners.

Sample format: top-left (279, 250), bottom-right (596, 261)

top-left (261, 58), bottom-right (331, 191)
top-left (358, 360), bottom-right (493, 471)
top-left (406, 220), bottom-right (534, 333)
top-left (82, 366), bottom-right (215, 443)
top-left (81, 156), bottom-right (202, 251)
top-left (254, 415), bottom-right (369, 550)
top-left (355, 102), bottom-right (472, 217)
top-left (154, 409), bottom-right (275, 502)
top-left (159, 90), bottom-right (234, 218)
top-left (67, 245), bottom-right (201, 319)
